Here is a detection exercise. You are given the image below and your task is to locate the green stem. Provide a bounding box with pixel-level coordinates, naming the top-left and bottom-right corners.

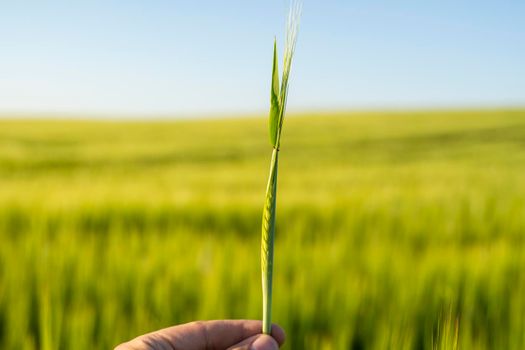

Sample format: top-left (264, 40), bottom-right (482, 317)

top-left (261, 147), bottom-right (279, 334)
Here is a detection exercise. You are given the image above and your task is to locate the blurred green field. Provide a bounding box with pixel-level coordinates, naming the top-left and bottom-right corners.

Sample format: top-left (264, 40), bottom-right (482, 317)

top-left (1, 109), bottom-right (525, 349)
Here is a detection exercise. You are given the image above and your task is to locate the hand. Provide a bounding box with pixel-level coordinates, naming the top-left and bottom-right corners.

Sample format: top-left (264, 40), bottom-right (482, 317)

top-left (115, 319), bottom-right (286, 350)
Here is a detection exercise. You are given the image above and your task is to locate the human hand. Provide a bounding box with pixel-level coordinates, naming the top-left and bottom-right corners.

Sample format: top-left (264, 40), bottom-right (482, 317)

top-left (114, 319), bottom-right (286, 350)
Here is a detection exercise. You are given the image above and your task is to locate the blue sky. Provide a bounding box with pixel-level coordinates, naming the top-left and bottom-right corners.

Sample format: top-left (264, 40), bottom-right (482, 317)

top-left (0, 0), bottom-right (524, 116)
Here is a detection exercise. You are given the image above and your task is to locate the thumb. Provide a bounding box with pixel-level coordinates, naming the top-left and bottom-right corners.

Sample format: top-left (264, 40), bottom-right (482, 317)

top-left (228, 334), bottom-right (280, 350)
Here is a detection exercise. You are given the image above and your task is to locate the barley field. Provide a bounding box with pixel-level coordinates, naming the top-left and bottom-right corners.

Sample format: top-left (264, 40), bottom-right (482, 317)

top-left (0, 109), bottom-right (524, 349)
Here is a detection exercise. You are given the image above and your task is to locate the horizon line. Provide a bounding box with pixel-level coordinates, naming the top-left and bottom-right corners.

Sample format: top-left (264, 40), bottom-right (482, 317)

top-left (0, 105), bottom-right (524, 122)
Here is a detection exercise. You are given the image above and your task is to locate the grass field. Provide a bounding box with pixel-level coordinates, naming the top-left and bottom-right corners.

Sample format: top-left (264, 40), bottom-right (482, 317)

top-left (1, 109), bottom-right (525, 349)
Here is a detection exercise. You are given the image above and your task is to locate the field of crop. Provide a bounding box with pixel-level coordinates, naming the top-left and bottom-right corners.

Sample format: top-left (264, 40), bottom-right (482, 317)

top-left (0, 109), bottom-right (524, 349)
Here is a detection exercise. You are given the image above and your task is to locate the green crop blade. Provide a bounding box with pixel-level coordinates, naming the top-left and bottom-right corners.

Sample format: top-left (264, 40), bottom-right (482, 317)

top-left (269, 39), bottom-right (280, 148)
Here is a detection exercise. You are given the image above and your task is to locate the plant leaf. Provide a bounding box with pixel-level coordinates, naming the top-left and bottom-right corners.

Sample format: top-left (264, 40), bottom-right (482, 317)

top-left (269, 38), bottom-right (280, 148)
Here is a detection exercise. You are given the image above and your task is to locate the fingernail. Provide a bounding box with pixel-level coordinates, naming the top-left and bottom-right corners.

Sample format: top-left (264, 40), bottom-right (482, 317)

top-left (250, 335), bottom-right (279, 350)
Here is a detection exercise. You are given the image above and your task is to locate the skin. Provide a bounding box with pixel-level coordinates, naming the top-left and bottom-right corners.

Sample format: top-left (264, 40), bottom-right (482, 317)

top-left (114, 320), bottom-right (286, 350)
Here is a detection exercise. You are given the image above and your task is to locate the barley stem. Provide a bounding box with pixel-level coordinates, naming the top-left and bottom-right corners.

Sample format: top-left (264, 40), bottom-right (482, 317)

top-left (261, 148), bottom-right (278, 334)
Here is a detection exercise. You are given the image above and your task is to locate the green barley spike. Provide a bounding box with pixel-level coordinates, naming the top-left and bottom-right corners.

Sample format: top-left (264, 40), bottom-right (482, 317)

top-left (261, 0), bottom-right (302, 335)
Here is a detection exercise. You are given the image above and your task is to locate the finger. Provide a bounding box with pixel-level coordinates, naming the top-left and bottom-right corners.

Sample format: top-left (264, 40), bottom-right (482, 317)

top-left (178, 320), bottom-right (285, 349)
top-left (115, 320), bottom-right (285, 350)
top-left (228, 334), bottom-right (280, 350)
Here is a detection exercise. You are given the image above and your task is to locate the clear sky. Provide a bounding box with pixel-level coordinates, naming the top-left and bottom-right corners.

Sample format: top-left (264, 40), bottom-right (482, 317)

top-left (1, 0), bottom-right (524, 116)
